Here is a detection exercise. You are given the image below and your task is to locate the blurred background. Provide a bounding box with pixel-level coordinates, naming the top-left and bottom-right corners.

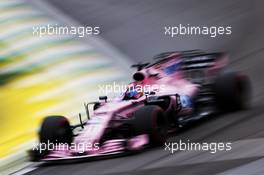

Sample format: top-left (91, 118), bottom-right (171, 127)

top-left (46, 0), bottom-right (264, 60)
top-left (1, 0), bottom-right (264, 174)
top-left (0, 0), bottom-right (131, 173)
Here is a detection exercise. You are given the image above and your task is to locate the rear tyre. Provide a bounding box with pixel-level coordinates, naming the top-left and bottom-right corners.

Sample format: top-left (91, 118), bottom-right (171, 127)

top-left (213, 72), bottom-right (251, 111)
top-left (132, 105), bottom-right (168, 146)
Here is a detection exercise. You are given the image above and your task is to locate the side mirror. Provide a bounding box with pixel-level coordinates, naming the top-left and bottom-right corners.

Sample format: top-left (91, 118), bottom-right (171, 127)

top-left (99, 96), bottom-right (107, 102)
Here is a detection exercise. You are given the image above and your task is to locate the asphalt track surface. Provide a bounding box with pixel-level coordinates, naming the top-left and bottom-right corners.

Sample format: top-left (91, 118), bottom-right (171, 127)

top-left (27, 0), bottom-right (264, 174)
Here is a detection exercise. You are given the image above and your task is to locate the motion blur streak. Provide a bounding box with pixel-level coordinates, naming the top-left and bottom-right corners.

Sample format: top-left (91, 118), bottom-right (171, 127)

top-left (0, 0), bottom-right (129, 172)
top-left (21, 0), bottom-right (264, 174)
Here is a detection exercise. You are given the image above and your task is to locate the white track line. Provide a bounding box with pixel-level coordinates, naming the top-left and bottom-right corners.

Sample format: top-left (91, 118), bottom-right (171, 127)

top-left (11, 163), bottom-right (42, 175)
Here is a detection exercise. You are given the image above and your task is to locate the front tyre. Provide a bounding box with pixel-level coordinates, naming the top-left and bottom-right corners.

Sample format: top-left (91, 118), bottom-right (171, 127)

top-left (30, 116), bottom-right (73, 161)
top-left (132, 105), bottom-right (168, 146)
top-left (39, 115), bottom-right (73, 145)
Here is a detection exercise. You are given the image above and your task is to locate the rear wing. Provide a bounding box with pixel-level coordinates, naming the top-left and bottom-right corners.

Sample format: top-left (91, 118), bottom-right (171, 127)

top-left (180, 52), bottom-right (225, 71)
top-left (180, 52), bottom-right (228, 83)
top-left (152, 50), bottom-right (205, 60)
top-left (151, 50), bottom-right (227, 83)
top-left (151, 50), bottom-right (226, 70)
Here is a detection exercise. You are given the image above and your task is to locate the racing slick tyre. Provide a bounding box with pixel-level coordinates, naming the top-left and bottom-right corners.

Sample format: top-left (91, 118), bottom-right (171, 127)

top-left (132, 105), bottom-right (168, 146)
top-left (30, 116), bottom-right (73, 161)
top-left (39, 116), bottom-right (73, 145)
top-left (213, 72), bottom-right (251, 111)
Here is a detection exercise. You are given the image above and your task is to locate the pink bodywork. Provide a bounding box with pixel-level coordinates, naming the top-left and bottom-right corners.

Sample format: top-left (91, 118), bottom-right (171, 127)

top-left (43, 52), bottom-right (228, 161)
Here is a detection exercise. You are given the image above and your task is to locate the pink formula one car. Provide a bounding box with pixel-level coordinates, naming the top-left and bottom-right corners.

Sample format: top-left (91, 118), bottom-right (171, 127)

top-left (30, 50), bottom-right (251, 162)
